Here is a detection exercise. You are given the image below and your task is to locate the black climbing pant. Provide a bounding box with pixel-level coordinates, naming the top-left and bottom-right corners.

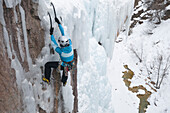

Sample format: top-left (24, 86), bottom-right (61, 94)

top-left (44, 61), bottom-right (66, 82)
top-left (45, 61), bottom-right (59, 81)
top-left (45, 62), bottom-right (65, 81)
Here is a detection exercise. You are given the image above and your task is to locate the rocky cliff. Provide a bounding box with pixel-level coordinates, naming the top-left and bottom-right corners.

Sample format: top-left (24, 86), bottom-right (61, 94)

top-left (0, 0), bottom-right (44, 112)
top-left (0, 0), bottom-right (78, 112)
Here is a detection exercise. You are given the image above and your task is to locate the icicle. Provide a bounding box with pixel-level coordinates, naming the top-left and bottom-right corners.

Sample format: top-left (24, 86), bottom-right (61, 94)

top-left (19, 4), bottom-right (33, 69)
top-left (4, 0), bottom-right (21, 8)
top-left (10, 34), bottom-right (25, 89)
top-left (0, 0), bottom-right (13, 59)
top-left (13, 7), bottom-right (18, 22)
top-left (17, 27), bottom-right (25, 62)
top-left (62, 72), bottom-right (74, 113)
top-left (22, 79), bottom-right (36, 113)
top-left (0, 0), bottom-right (12, 59)
top-left (13, 7), bottom-right (25, 62)
top-left (2, 27), bottom-right (13, 59)
top-left (0, 0), bottom-right (5, 26)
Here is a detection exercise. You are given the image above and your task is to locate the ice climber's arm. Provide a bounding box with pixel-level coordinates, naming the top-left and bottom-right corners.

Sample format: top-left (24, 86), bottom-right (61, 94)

top-left (55, 47), bottom-right (62, 55)
top-left (51, 35), bottom-right (61, 54)
top-left (55, 17), bottom-right (65, 36)
top-left (69, 39), bottom-right (72, 45)
top-left (58, 24), bottom-right (65, 36)
top-left (51, 35), bottom-right (58, 47)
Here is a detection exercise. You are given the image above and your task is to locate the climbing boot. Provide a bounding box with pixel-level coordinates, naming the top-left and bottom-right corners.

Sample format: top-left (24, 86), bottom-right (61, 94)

top-left (42, 77), bottom-right (50, 84)
top-left (63, 81), bottom-right (67, 86)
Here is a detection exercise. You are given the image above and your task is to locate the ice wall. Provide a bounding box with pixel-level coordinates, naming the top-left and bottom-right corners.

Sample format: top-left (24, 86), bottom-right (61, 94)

top-left (1, 0), bottom-right (35, 112)
top-left (1, 0), bottom-right (134, 112)
top-left (77, 38), bottom-right (114, 113)
top-left (43, 0), bottom-right (134, 112)
top-left (83, 0), bottom-right (135, 58)
top-left (1, 0), bottom-right (54, 113)
top-left (40, 0), bottom-right (134, 63)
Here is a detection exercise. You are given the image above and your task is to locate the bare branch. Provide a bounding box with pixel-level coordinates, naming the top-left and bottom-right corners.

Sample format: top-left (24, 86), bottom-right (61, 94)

top-left (155, 55), bottom-right (162, 88)
top-left (130, 47), bottom-right (142, 62)
top-left (158, 55), bottom-right (170, 88)
top-left (158, 56), bottom-right (170, 88)
top-left (145, 63), bottom-right (152, 76)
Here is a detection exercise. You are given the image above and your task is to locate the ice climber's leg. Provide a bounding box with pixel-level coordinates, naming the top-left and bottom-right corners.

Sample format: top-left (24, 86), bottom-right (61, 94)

top-left (61, 65), bottom-right (68, 86)
top-left (44, 61), bottom-right (59, 81)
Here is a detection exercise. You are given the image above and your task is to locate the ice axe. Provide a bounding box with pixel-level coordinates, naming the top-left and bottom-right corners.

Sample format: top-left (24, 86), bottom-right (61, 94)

top-left (51, 2), bottom-right (56, 18)
top-left (51, 2), bottom-right (62, 22)
top-left (47, 12), bottom-right (53, 31)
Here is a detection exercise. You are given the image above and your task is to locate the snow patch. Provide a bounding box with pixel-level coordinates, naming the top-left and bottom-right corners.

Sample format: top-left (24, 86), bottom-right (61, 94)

top-left (110, 18), bottom-right (170, 113)
top-left (166, 5), bottom-right (170, 10)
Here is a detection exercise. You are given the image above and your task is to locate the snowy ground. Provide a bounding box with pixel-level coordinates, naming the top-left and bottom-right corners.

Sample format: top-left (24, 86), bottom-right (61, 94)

top-left (110, 19), bottom-right (170, 113)
top-left (77, 19), bottom-right (170, 113)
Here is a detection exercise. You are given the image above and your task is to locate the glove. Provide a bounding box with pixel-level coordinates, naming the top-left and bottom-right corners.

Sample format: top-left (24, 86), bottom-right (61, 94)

top-left (55, 17), bottom-right (61, 24)
top-left (50, 27), bottom-right (54, 35)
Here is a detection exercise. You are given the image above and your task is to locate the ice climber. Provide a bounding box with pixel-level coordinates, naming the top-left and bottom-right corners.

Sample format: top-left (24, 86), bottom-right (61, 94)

top-left (42, 15), bottom-right (74, 86)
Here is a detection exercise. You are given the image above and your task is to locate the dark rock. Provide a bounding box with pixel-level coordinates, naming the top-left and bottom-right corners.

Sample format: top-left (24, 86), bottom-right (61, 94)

top-left (0, 0), bottom-right (44, 112)
top-left (0, 23), bottom-right (22, 113)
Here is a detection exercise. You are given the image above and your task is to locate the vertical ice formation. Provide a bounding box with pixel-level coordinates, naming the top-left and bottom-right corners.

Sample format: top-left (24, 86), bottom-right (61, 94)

top-left (4, 0), bottom-right (21, 8)
top-left (38, 0), bottom-right (135, 112)
top-left (62, 72), bottom-right (74, 113)
top-left (47, 0), bottom-right (134, 62)
top-left (0, 1), bottom-right (39, 113)
top-left (78, 38), bottom-right (114, 113)
top-left (19, 5), bottom-right (33, 69)
top-left (0, 0), bottom-right (12, 59)
top-left (83, 0), bottom-right (135, 59)
top-left (14, 7), bottom-right (25, 62)
top-left (1, 0), bottom-right (32, 69)
top-left (1, 0), bottom-right (33, 69)
top-left (0, 0), bottom-right (5, 26)
top-left (16, 27), bottom-right (25, 62)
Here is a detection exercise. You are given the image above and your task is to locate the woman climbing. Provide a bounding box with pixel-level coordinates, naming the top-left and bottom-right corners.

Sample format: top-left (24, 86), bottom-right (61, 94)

top-left (42, 6), bottom-right (74, 86)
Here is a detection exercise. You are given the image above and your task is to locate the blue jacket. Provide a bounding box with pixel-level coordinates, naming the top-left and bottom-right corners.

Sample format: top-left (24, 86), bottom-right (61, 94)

top-left (51, 24), bottom-right (74, 64)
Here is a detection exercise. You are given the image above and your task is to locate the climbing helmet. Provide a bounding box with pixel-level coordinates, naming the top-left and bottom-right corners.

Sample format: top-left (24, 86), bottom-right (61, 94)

top-left (58, 36), bottom-right (69, 47)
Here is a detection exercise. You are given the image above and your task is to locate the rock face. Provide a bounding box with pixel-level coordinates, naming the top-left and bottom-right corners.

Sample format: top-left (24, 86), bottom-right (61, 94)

top-left (0, 0), bottom-right (44, 112)
top-left (71, 50), bottom-right (78, 113)
top-left (130, 0), bottom-right (170, 31)
top-left (0, 0), bottom-right (78, 112)
top-left (21, 0), bottom-right (45, 64)
top-left (0, 23), bottom-right (22, 113)
top-left (134, 0), bottom-right (140, 7)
